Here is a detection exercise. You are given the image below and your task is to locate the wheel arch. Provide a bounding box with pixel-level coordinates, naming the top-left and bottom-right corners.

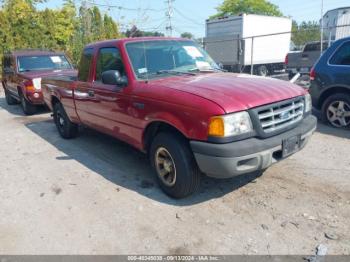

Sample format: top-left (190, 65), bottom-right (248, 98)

top-left (318, 86), bottom-right (350, 109)
top-left (51, 95), bottom-right (61, 109)
top-left (142, 121), bottom-right (188, 153)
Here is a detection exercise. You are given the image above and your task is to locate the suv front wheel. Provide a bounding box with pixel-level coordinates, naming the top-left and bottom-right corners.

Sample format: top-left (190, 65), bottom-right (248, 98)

top-left (4, 88), bottom-right (18, 105)
top-left (150, 132), bottom-right (201, 198)
top-left (20, 93), bottom-right (37, 115)
top-left (322, 93), bottom-right (350, 128)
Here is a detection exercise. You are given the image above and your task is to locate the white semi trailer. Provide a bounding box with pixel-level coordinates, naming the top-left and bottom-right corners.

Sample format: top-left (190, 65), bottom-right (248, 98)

top-left (204, 14), bottom-right (292, 76)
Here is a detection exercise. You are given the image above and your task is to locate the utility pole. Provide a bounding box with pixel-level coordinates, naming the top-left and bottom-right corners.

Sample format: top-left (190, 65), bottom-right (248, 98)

top-left (320, 0), bottom-right (324, 55)
top-left (165, 0), bottom-right (174, 37)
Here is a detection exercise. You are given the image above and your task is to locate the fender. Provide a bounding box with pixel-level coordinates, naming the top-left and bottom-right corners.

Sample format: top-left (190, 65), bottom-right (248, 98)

top-left (145, 111), bottom-right (189, 137)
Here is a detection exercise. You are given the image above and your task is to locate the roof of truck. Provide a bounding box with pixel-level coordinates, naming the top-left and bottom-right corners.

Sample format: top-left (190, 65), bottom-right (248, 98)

top-left (85, 37), bottom-right (191, 48)
top-left (6, 49), bottom-right (66, 57)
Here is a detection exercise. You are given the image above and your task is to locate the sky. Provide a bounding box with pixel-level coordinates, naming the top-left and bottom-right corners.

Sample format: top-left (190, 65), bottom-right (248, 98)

top-left (37, 0), bottom-right (350, 37)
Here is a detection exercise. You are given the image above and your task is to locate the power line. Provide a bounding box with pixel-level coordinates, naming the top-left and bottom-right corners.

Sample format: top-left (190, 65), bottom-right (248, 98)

top-left (138, 19), bottom-right (168, 32)
top-left (173, 7), bottom-right (205, 26)
top-left (83, 0), bottom-right (166, 12)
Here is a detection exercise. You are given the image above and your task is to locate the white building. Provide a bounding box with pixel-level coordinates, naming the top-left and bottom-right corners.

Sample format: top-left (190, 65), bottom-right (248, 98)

top-left (323, 7), bottom-right (350, 41)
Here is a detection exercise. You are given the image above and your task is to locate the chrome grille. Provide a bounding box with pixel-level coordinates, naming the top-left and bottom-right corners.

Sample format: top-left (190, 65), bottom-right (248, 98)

top-left (257, 98), bottom-right (304, 133)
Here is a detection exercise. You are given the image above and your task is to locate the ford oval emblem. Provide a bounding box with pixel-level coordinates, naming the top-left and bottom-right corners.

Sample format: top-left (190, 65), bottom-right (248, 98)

top-left (280, 111), bottom-right (290, 120)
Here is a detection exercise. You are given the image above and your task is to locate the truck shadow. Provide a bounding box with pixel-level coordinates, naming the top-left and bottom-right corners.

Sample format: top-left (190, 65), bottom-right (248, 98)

top-left (0, 97), bottom-right (50, 116)
top-left (24, 118), bottom-right (261, 206)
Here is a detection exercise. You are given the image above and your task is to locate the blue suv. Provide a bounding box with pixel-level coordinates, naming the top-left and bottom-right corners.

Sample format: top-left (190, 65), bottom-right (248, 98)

top-left (309, 36), bottom-right (350, 128)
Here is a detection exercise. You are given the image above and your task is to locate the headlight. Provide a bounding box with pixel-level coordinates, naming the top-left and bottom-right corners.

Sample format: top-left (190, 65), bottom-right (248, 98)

top-left (32, 78), bottom-right (42, 90)
top-left (304, 93), bottom-right (312, 113)
top-left (208, 111), bottom-right (253, 137)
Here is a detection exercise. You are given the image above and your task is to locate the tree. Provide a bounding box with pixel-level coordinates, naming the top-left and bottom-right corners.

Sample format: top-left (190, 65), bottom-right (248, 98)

top-left (181, 32), bottom-right (194, 39)
top-left (0, 0), bottom-right (121, 69)
top-left (292, 20), bottom-right (320, 48)
top-left (212, 0), bottom-right (283, 18)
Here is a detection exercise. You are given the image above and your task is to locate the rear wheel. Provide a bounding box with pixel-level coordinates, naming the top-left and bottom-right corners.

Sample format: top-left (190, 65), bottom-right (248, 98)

top-left (150, 132), bottom-right (201, 198)
top-left (322, 93), bottom-right (350, 128)
top-left (256, 65), bottom-right (269, 77)
top-left (53, 102), bottom-right (79, 139)
top-left (20, 93), bottom-right (37, 115)
top-left (4, 88), bottom-right (18, 105)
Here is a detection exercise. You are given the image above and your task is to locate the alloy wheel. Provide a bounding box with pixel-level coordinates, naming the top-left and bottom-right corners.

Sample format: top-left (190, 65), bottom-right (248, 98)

top-left (327, 100), bottom-right (350, 128)
top-left (155, 147), bottom-right (177, 187)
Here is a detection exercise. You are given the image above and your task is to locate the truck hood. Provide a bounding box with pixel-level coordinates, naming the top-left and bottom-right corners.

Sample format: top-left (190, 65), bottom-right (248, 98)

top-left (18, 69), bottom-right (77, 79)
top-left (154, 73), bottom-right (306, 113)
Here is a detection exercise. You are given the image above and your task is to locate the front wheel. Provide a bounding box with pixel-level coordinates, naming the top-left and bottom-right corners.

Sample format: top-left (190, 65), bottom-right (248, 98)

top-left (53, 102), bottom-right (79, 139)
top-left (150, 132), bottom-right (201, 198)
top-left (322, 93), bottom-right (350, 128)
top-left (20, 93), bottom-right (37, 115)
top-left (4, 88), bottom-right (18, 105)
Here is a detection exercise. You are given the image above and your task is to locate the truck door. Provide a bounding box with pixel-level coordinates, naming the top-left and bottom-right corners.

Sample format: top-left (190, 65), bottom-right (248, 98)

top-left (90, 47), bottom-right (135, 141)
top-left (76, 46), bottom-right (135, 144)
top-left (73, 48), bottom-right (97, 127)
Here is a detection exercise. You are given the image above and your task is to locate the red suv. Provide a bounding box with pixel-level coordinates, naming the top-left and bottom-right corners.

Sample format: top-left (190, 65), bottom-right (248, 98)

top-left (2, 49), bottom-right (76, 115)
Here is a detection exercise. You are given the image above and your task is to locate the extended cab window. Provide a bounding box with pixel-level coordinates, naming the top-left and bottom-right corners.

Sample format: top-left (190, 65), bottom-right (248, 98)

top-left (78, 48), bottom-right (94, 81)
top-left (329, 42), bottom-right (350, 66)
top-left (95, 47), bottom-right (125, 81)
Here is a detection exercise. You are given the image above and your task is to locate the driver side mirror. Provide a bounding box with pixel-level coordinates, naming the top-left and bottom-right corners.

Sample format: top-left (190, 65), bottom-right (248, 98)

top-left (101, 70), bottom-right (128, 87)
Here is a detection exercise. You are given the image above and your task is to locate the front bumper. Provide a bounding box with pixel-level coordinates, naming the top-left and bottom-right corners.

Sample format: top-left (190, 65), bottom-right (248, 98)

top-left (190, 115), bottom-right (317, 178)
top-left (26, 91), bottom-right (45, 105)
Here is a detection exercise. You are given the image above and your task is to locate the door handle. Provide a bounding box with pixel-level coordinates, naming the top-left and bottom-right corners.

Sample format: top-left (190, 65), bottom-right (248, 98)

top-left (88, 90), bottom-right (95, 97)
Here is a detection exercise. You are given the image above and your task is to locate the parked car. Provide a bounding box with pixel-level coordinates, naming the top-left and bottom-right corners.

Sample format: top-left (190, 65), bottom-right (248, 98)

top-left (41, 37), bottom-right (317, 198)
top-left (309, 36), bottom-right (350, 128)
top-left (286, 41), bottom-right (331, 79)
top-left (1, 49), bottom-right (76, 115)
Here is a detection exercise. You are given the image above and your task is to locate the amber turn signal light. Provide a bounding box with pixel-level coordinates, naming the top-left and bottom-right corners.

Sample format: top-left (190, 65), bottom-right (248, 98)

top-left (25, 85), bottom-right (35, 92)
top-left (208, 117), bottom-right (225, 137)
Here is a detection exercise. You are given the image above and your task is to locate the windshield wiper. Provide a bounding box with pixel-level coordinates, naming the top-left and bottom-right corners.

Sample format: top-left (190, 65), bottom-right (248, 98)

top-left (188, 67), bottom-right (226, 73)
top-left (157, 70), bottom-right (196, 76)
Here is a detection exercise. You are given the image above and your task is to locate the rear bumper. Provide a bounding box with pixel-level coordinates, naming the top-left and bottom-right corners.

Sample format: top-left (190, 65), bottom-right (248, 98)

top-left (190, 115), bottom-right (317, 178)
top-left (287, 68), bottom-right (310, 75)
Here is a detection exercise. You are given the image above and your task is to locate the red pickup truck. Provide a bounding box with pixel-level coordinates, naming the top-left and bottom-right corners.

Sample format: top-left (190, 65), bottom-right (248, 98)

top-left (1, 49), bottom-right (76, 115)
top-left (41, 37), bottom-right (317, 198)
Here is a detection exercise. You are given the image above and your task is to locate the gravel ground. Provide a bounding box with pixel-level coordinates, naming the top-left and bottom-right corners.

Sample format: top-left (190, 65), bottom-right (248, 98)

top-left (0, 86), bottom-right (349, 255)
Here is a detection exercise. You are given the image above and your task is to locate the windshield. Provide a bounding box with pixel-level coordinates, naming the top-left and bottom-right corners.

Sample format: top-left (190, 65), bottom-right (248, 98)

top-left (125, 40), bottom-right (220, 79)
top-left (17, 55), bottom-right (72, 72)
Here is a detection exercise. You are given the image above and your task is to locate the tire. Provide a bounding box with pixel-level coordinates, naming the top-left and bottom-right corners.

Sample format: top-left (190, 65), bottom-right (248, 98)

top-left (20, 93), bottom-right (37, 115)
top-left (321, 93), bottom-right (350, 129)
top-left (149, 132), bottom-right (201, 198)
top-left (256, 65), bottom-right (269, 77)
top-left (4, 88), bottom-right (18, 105)
top-left (53, 102), bottom-right (79, 139)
